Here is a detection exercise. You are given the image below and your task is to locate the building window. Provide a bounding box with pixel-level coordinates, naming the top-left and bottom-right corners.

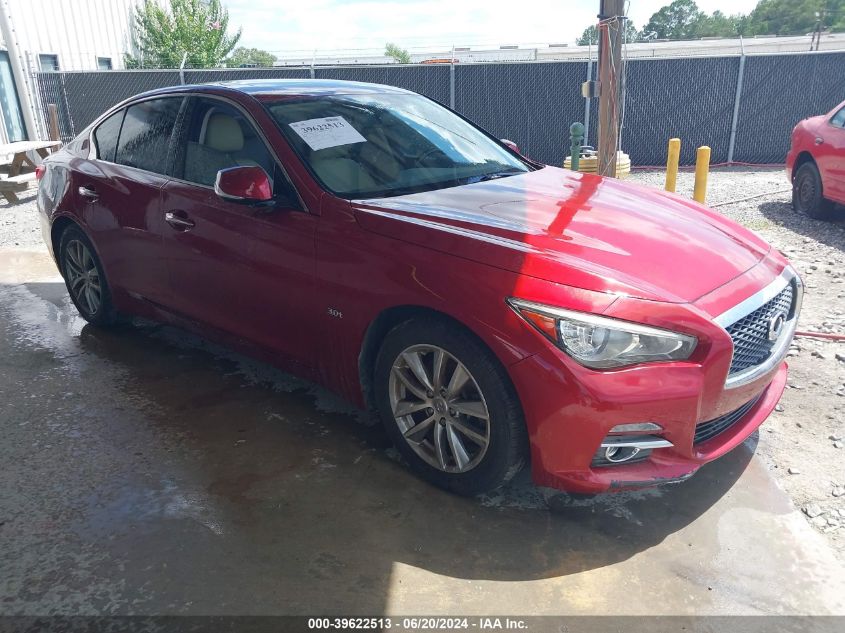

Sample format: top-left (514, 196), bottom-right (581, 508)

top-left (39, 54), bottom-right (60, 72)
top-left (97, 57), bottom-right (113, 71)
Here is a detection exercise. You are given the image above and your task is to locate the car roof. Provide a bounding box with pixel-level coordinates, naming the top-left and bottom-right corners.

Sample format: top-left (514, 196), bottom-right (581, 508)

top-left (136, 78), bottom-right (414, 100)
top-left (220, 78), bottom-right (412, 96)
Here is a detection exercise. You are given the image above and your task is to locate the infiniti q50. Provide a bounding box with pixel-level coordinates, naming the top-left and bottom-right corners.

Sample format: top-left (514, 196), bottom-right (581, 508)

top-left (37, 80), bottom-right (801, 495)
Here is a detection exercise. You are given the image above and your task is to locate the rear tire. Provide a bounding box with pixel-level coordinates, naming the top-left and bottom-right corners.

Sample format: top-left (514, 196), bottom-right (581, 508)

top-left (792, 162), bottom-right (835, 220)
top-left (58, 225), bottom-right (118, 327)
top-left (374, 317), bottom-right (527, 496)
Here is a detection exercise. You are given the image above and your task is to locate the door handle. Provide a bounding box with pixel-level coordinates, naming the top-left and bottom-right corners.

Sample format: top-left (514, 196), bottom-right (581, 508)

top-left (815, 137), bottom-right (824, 145)
top-left (165, 211), bottom-right (195, 231)
top-left (78, 185), bottom-right (99, 201)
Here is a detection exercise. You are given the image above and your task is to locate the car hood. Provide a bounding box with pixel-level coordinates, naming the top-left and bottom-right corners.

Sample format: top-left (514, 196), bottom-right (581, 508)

top-left (352, 166), bottom-right (771, 303)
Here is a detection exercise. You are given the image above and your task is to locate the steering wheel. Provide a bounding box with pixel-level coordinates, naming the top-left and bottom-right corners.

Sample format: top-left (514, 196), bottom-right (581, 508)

top-left (415, 147), bottom-right (444, 167)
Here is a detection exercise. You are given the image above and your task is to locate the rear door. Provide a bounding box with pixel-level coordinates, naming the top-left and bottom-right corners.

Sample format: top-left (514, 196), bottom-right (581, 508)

top-left (817, 105), bottom-right (845, 204)
top-left (159, 95), bottom-right (319, 376)
top-left (78, 97), bottom-right (184, 306)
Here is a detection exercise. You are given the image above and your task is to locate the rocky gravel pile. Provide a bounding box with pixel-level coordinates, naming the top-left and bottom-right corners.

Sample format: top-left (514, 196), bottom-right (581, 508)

top-left (0, 190), bottom-right (42, 251)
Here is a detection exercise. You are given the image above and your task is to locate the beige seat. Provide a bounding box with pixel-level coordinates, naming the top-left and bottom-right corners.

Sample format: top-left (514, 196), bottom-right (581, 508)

top-left (185, 112), bottom-right (259, 186)
top-left (310, 145), bottom-right (377, 193)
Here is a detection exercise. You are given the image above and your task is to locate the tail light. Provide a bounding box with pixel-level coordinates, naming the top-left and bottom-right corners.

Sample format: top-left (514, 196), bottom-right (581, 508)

top-left (35, 164), bottom-right (46, 181)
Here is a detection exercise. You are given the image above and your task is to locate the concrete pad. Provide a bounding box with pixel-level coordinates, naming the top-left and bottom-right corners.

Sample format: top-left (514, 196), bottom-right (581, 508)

top-left (0, 248), bottom-right (843, 616)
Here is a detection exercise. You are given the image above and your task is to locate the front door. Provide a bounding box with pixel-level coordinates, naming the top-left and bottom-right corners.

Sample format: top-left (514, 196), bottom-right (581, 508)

top-left (160, 96), bottom-right (319, 374)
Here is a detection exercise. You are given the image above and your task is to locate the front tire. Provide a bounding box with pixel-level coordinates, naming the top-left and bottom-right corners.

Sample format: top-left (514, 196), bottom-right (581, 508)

top-left (58, 225), bottom-right (117, 327)
top-left (374, 317), bottom-right (527, 496)
top-left (792, 161), bottom-right (834, 220)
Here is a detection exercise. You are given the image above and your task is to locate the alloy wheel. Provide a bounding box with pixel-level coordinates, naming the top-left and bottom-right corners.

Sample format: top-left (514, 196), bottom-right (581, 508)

top-left (64, 240), bottom-right (101, 316)
top-left (388, 344), bottom-right (490, 473)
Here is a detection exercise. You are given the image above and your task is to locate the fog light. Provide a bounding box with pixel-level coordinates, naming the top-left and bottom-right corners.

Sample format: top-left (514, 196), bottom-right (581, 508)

top-left (592, 434), bottom-right (673, 468)
top-left (609, 422), bottom-right (662, 433)
top-left (604, 445), bottom-right (642, 463)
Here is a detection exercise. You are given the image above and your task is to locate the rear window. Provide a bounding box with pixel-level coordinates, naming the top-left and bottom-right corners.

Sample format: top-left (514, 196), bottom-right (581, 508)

top-left (115, 97), bottom-right (183, 174)
top-left (93, 110), bottom-right (124, 162)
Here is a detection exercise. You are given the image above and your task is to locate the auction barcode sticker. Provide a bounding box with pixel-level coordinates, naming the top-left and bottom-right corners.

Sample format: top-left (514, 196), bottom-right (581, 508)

top-left (288, 116), bottom-right (367, 151)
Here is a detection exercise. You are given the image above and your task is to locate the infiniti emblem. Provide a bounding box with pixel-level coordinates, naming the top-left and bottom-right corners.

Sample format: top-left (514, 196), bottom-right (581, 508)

top-left (767, 311), bottom-right (787, 341)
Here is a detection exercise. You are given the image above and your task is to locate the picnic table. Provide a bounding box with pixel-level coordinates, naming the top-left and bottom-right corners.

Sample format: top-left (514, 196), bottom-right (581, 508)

top-left (0, 140), bottom-right (61, 203)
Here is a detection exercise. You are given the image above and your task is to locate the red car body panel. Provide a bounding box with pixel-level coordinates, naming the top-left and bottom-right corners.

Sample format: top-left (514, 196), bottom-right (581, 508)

top-left (354, 168), bottom-right (771, 303)
top-left (37, 81), bottom-right (799, 493)
top-left (786, 99), bottom-right (845, 204)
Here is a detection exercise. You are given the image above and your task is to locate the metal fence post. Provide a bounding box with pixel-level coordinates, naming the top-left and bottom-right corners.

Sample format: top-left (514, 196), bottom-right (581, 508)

top-left (583, 43), bottom-right (593, 145)
top-left (59, 72), bottom-right (74, 138)
top-left (449, 45), bottom-right (456, 109)
top-left (727, 39), bottom-right (746, 164)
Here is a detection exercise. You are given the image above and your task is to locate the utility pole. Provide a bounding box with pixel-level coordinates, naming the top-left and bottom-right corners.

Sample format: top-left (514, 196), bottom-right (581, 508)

top-left (596, 0), bottom-right (625, 177)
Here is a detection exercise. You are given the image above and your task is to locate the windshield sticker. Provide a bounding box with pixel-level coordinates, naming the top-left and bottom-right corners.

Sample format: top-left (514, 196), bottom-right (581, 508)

top-left (288, 116), bottom-right (367, 151)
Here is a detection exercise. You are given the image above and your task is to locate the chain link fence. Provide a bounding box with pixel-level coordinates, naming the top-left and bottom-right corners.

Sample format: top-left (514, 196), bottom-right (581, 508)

top-left (32, 50), bottom-right (845, 167)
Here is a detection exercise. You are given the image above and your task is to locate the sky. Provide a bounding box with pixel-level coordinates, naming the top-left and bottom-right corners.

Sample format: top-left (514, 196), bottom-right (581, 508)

top-left (224, 0), bottom-right (762, 56)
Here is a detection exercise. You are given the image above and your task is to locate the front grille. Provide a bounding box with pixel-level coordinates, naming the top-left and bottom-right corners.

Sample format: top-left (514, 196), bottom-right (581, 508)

top-left (725, 284), bottom-right (794, 375)
top-left (694, 396), bottom-right (760, 444)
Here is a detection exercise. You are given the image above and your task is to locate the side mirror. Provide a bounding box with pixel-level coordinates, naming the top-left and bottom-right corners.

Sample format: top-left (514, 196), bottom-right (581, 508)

top-left (501, 139), bottom-right (521, 154)
top-left (215, 166), bottom-right (273, 203)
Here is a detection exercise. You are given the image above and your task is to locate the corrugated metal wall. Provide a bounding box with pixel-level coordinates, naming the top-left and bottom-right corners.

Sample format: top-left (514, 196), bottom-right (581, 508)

top-left (4, 0), bottom-right (137, 72)
top-left (34, 51), bottom-right (845, 166)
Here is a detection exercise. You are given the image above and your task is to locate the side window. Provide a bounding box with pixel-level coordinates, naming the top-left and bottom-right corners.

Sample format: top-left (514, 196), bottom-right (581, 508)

top-left (115, 97), bottom-right (183, 174)
top-left (831, 107), bottom-right (845, 129)
top-left (93, 110), bottom-right (124, 162)
top-left (175, 97), bottom-right (276, 188)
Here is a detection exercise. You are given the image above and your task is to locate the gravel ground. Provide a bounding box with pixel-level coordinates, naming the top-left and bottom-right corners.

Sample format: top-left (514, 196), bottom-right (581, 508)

top-left (3, 167), bottom-right (844, 556)
top-left (0, 189), bottom-right (42, 251)
top-left (630, 167), bottom-right (845, 558)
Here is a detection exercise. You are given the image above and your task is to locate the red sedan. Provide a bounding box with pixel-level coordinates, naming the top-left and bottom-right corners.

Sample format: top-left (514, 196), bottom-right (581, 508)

top-left (787, 99), bottom-right (845, 219)
top-left (36, 80), bottom-right (801, 495)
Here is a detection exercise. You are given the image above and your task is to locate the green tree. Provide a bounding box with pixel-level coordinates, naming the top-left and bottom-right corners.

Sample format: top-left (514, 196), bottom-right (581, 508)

top-left (576, 20), bottom-right (640, 46)
top-left (746, 0), bottom-right (845, 36)
top-left (641, 0), bottom-right (706, 39)
top-left (125, 0), bottom-right (242, 69)
top-left (385, 42), bottom-right (412, 64)
top-left (697, 10), bottom-right (748, 37)
top-left (226, 47), bottom-right (277, 68)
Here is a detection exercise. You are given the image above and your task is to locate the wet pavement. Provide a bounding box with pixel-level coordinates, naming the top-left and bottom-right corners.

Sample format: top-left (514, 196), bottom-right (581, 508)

top-left (1, 248), bottom-right (844, 616)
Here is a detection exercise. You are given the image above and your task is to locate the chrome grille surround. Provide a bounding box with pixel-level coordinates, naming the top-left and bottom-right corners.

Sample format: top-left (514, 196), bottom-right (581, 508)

top-left (726, 285), bottom-right (794, 374)
top-left (715, 267), bottom-right (803, 390)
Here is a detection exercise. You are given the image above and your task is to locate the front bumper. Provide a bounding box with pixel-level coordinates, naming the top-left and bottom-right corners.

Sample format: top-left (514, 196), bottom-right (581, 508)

top-left (509, 343), bottom-right (787, 494)
top-left (507, 260), bottom-right (799, 494)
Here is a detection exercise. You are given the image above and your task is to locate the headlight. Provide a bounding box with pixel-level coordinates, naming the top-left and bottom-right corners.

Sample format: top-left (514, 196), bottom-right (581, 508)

top-left (508, 298), bottom-right (697, 369)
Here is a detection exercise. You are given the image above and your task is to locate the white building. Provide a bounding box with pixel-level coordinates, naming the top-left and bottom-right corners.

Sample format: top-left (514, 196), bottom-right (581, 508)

top-left (0, 0), bottom-right (138, 143)
top-left (274, 32), bottom-right (845, 67)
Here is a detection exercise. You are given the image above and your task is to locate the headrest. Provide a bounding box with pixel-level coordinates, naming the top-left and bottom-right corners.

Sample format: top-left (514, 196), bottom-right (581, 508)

top-left (203, 113), bottom-right (244, 152)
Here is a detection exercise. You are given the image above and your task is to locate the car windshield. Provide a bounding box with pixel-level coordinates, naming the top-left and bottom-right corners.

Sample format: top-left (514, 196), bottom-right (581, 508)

top-left (262, 92), bottom-right (531, 199)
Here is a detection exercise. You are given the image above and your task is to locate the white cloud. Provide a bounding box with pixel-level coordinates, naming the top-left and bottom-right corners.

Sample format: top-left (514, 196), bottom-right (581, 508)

top-left (224, 0), bottom-right (763, 55)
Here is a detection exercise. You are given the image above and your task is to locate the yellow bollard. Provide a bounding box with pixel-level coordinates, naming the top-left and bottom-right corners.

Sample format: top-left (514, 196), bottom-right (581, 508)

top-left (665, 138), bottom-right (681, 193)
top-left (693, 146), bottom-right (711, 204)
